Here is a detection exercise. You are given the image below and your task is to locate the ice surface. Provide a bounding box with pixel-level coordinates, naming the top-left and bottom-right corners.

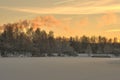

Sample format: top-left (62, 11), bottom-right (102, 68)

top-left (0, 57), bottom-right (120, 80)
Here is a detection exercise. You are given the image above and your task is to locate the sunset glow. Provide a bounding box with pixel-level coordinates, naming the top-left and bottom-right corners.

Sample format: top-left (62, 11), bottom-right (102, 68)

top-left (0, 0), bottom-right (120, 38)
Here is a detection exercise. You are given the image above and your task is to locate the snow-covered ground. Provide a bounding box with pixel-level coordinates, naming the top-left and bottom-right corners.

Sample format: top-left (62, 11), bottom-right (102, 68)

top-left (0, 57), bottom-right (120, 80)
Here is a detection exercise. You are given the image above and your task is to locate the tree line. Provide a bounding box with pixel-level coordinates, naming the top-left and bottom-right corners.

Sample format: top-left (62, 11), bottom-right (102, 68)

top-left (0, 20), bottom-right (120, 57)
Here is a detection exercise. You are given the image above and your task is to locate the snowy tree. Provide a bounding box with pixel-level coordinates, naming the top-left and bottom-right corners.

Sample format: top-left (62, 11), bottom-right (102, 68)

top-left (104, 44), bottom-right (113, 54)
top-left (85, 44), bottom-right (92, 56)
top-left (97, 46), bottom-right (103, 54)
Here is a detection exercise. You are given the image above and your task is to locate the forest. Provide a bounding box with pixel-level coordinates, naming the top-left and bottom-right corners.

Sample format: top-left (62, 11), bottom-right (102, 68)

top-left (0, 20), bottom-right (120, 57)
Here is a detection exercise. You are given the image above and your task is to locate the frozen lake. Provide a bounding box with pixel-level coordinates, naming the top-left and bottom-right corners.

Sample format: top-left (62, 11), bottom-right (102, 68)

top-left (0, 57), bottom-right (120, 80)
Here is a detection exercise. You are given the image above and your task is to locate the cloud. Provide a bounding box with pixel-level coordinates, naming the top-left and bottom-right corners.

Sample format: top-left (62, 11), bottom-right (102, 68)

top-left (30, 16), bottom-right (61, 30)
top-left (1, 5), bottom-right (120, 14)
top-left (78, 17), bottom-right (89, 27)
top-left (59, 17), bottom-right (73, 34)
top-left (43, 16), bottom-right (61, 26)
top-left (54, 0), bottom-right (119, 7)
top-left (102, 12), bottom-right (117, 25)
top-left (30, 15), bottom-right (74, 35)
top-left (54, 0), bottom-right (75, 5)
top-left (78, 0), bottom-right (114, 6)
top-left (97, 11), bottom-right (118, 27)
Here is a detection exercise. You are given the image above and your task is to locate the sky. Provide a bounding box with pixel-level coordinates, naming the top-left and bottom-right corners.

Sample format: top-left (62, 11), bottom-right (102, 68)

top-left (0, 0), bottom-right (120, 38)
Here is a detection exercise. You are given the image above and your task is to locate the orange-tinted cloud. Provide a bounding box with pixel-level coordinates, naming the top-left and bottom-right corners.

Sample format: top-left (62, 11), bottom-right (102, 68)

top-left (75, 17), bottom-right (89, 27)
top-left (79, 17), bottom-right (89, 26)
top-left (97, 11), bottom-right (118, 27)
top-left (59, 17), bottom-right (73, 36)
top-left (31, 16), bottom-right (61, 30)
top-left (102, 12), bottom-right (117, 25)
top-left (30, 15), bottom-right (74, 37)
top-left (31, 16), bottom-right (43, 28)
top-left (43, 15), bottom-right (61, 27)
